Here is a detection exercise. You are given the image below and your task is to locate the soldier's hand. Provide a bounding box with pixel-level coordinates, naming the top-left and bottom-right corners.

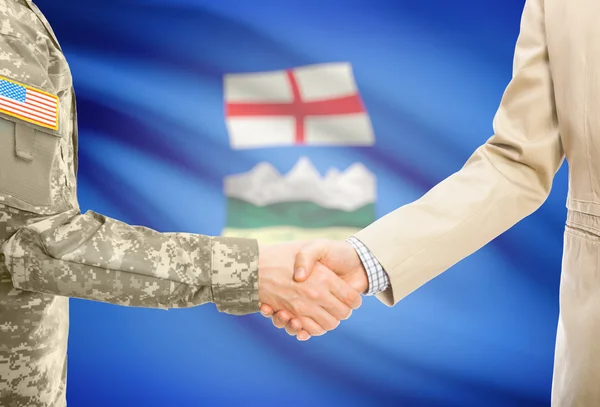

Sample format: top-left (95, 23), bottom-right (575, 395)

top-left (258, 242), bottom-right (362, 338)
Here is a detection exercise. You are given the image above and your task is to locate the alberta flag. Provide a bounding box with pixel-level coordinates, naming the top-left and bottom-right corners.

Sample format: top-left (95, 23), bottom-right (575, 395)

top-left (221, 158), bottom-right (376, 244)
top-left (224, 63), bottom-right (375, 149)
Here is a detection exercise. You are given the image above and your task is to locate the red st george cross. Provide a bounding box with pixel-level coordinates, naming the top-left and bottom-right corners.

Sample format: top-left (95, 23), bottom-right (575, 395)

top-left (226, 69), bottom-right (366, 144)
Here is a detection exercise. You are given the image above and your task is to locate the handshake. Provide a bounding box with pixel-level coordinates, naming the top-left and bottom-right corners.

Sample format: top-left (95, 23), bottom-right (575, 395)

top-left (257, 239), bottom-right (370, 341)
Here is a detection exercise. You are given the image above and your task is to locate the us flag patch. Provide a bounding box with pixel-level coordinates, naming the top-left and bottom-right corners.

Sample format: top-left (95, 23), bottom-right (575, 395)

top-left (0, 76), bottom-right (59, 131)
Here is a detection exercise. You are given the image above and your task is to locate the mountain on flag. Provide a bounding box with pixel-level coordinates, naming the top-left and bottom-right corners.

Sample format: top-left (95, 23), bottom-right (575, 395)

top-left (221, 157), bottom-right (376, 244)
top-left (224, 63), bottom-right (375, 149)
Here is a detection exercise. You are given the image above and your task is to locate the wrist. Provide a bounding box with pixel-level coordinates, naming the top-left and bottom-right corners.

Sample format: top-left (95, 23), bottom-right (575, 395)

top-left (257, 245), bottom-right (268, 304)
top-left (343, 241), bottom-right (369, 294)
top-left (211, 237), bottom-right (259, 315)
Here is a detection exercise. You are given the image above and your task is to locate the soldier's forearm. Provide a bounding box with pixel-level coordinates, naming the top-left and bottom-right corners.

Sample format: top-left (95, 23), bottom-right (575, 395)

top-left (0, 209), bottom-right (259, 314)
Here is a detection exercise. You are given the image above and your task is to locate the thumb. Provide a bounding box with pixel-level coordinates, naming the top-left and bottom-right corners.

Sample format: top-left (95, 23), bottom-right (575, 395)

top-left (294, 240), bottom-right (330, 282)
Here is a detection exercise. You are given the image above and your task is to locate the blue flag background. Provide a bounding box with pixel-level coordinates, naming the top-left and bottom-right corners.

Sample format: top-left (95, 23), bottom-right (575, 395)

top-left (34, 0), bottom-right (566, 405)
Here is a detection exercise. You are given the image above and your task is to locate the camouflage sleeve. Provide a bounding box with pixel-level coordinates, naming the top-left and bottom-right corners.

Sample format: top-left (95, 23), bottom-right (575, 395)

top-left (1, 210), bottom-right (259, 315)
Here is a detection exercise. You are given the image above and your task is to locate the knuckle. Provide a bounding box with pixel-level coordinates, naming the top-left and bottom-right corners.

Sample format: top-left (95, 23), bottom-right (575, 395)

top-left (345, 291), bottom-right (359, 306)
top-left (305, 288), bottom-right (320, 301)
top-left (298, 247), bottom-right (313, 260)
top-left (301, 319), bottom-right (323, 336)
top-left (291, 319), bottom-right (303, 330)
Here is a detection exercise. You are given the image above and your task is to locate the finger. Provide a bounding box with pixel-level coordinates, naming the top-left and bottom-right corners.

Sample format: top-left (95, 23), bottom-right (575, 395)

top-left (285, 318), bottom-right (303, 336)
top-left (294, 240), bottom-right (330, 282)
top-left (297, 317), bottom-right (327, 337)
top-left (304, 278), bottom-right (353, 321)
top-left (329, 277), bottom-right (362, 310)
top-left (301, 304), bottom-right (339, 332)
top-left (290, 317), bottom-right (303, 332)
top-left (272, 310), bottom-right (293, 329)
top-left (294, 276), bottom-right (349, 328)
top-left (260, 304), bottom-right (274, 317)
top-left (297, 330), bottom-right (312, 341)
top-left (320, 295), bottom-right (353, 322)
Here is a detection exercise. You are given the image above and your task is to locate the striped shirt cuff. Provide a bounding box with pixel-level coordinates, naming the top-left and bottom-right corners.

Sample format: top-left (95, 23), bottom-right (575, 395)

top-left (346, 236), bottom-right (390, 296)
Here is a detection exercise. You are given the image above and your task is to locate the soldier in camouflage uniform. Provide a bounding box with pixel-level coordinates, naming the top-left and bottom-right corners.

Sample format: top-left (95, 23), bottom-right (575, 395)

top-left (0, 1), bottom-right (362, 405)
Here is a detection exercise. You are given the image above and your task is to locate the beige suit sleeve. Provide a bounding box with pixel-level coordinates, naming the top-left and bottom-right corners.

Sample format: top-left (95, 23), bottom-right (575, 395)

top-left (354, 0), bottom-right (564, 306)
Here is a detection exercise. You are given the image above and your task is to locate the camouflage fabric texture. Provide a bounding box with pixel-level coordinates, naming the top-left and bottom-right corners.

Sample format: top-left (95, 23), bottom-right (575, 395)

top-left (0, 1), bottom-right (259, 406)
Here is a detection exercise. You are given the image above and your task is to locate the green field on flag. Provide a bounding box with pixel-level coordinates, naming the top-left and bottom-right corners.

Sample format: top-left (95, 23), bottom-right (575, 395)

top-left (225, 198), bottom-right (375, 229)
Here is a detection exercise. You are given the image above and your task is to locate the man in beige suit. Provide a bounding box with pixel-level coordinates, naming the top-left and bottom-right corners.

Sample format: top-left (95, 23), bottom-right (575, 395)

top-left (261, 0), bottom-right (597, 404)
